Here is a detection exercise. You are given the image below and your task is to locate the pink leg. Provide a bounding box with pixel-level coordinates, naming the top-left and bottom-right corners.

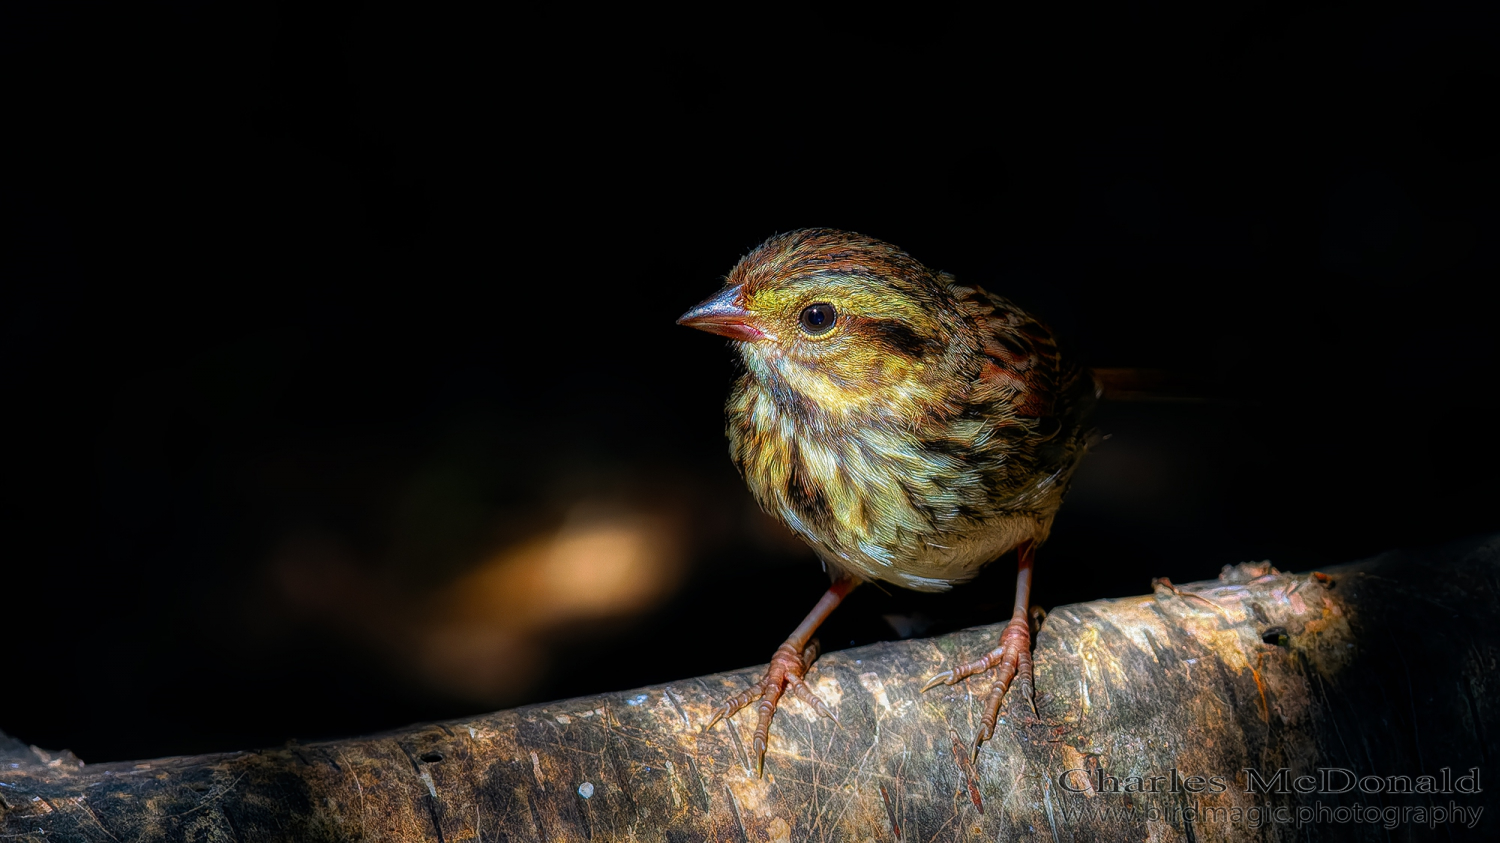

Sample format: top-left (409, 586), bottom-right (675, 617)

top-left (704, 577), bottom-right (858, 776)
top-left (921, 541), bottom-right (1037, 755)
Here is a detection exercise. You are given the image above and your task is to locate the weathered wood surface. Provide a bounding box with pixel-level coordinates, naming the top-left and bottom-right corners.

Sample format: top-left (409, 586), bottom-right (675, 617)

top-left (4, 535), bottom-right (1498, 842)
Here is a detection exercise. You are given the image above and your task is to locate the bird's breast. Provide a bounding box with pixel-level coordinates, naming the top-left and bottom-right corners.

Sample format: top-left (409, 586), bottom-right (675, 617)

top-left (727, 378), bottom-right (1046, 591)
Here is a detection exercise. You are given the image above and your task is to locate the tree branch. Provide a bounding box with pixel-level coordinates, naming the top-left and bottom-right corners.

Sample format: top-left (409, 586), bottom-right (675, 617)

top-left (4, 535), bottom-right (1497, 841)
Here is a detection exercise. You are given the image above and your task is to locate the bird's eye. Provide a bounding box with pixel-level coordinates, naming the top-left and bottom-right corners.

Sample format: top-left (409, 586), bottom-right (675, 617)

top-left (799, 303), bottom-right (837, 335)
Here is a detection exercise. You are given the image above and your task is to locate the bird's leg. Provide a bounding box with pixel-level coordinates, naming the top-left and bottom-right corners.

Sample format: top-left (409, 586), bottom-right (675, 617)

top-left (704, 577), bottom-right (858, 776)
top-left (921, 541), bottom-right (1037, 755)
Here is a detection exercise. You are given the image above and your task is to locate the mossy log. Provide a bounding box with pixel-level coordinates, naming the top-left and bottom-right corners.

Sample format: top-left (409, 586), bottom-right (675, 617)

top-left (4, 535), bottom-right (1497, 842)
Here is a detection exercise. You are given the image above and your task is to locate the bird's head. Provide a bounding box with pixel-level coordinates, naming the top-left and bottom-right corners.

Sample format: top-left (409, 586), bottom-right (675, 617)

top-left (679, 229), bottom-right (981, 426)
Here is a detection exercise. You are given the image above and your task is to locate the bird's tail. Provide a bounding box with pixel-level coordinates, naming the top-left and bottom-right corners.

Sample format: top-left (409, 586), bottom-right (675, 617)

top-left (1090, 368), bottom-right (1213, 403)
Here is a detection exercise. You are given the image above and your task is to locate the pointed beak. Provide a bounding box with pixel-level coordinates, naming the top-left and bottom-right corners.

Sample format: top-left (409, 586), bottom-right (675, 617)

top-left (676, 285), bottom-right (768, 341)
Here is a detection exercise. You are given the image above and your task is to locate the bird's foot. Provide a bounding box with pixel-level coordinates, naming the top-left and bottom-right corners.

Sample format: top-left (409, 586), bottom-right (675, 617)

top-left (921, 615), bottom-right (1034, 755)
top-left (704, 639), bottom-right (838, 775)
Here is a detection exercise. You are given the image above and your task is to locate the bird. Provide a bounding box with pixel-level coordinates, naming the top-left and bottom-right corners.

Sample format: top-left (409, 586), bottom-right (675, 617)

top-left (677, 228), bottom-right (1100, 775)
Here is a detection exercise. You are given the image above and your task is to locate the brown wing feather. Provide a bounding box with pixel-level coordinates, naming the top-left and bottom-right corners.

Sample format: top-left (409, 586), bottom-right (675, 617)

top-left (958, 285), bottom-right (1066, 419)
top-left (951, 283), bottom-right (1099, 513)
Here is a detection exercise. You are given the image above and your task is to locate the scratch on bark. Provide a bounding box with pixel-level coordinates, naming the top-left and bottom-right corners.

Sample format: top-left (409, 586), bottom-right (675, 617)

top-left (168, 772), bottom-right (246, 818)
top-left (1249, 653), bottom-right (1270, 722)
top-left (1041, 773), bottom-right (1060, 841)
top-left (684, 754), bottom-right (712, 812)
top-left (529, 751), bottom-right (545, 790)
top-left (724, 784), bottom-right (749, 843)
top-left (69, 797), bottom-right (119, 842)
top-left (399, 743), bottom-right (447, 843)
top-left (948, 729), bottom-right (982, 814)
top-left (721, 715), bottom-right (753, 776)
top-left (664, 688), bottom-right (692, 728)
top-left (996, 759), bottom-right (1028, 817)
top-left (879, 784), bottom-right (901, 839)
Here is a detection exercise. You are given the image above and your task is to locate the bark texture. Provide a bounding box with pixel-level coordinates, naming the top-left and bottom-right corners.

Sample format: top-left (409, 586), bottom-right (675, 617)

top-left (4, 535), bottom-right (1497, 842)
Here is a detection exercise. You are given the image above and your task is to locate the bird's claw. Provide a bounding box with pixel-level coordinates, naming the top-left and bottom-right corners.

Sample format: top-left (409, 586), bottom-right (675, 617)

top-left (919, 669), bottom-right (960, 693)
top-left (920, 616), bottom-right (1035, 754)
top-left (703, 639), bottom-right (837, 776)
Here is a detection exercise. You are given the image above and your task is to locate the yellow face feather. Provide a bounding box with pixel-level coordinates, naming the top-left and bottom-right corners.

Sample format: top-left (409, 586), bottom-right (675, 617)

top-left (741, 286), bottom-right (936, 420)
top-left (734, 271), bottom-right (975, 431)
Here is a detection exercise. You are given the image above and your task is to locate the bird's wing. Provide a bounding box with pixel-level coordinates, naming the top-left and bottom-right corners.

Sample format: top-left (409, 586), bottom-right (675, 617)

top-left (948, 284), bottom-right (1099, 511)
top-left (955, 285), bottom-right (1092, 423)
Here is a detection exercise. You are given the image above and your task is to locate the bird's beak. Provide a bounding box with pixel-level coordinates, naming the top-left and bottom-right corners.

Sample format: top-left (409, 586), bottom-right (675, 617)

top-left (676, 285), bottom-right (768, 341)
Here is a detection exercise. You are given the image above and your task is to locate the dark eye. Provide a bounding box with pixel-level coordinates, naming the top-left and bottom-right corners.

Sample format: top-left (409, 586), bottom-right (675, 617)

top-left (799, 302), bottom-right (837, 335)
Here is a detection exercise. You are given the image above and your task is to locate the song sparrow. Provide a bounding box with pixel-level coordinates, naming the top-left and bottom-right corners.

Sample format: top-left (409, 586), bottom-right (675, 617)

top-left (679, 229), bottom-right (1099, 774)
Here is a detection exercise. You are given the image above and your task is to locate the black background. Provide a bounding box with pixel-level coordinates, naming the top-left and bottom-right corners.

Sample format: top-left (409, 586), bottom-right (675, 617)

top-left (4, 3), bottom-right (1498, 763)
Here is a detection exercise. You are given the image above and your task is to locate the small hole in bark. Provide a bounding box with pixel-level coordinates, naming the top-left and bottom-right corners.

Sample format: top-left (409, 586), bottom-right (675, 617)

top-left (1261, 626), bottom-right (1289, 646)
top-left (420, 751), bottom-right (443, 763)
